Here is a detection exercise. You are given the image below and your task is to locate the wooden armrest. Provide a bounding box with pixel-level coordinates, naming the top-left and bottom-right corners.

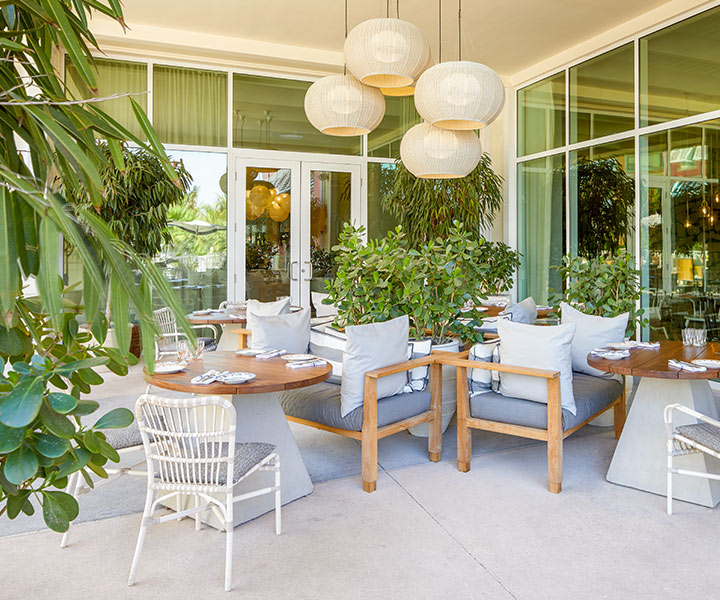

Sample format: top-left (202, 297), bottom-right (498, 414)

top-left (437, 356), bottom-right (560, 380)
top-left (432, 348), bottom-right (470, 358)
top-left (230, 328), bottom-right (251, 350)
top-left (365, 355), bottom-right (437, 380)
top-left (230, 328), bottom-right (251, 335)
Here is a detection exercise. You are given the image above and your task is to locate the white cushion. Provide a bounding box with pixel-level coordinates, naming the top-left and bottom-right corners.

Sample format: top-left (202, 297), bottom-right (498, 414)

top-left (560, 302), bottom-right (629, 377)
top-left (500, 296), bottom-right (537, 324)
top-left (340, 315), bottom-right (409, 418)
top-left (405, 339), bottom-right (433, 392)
top-left (468, 340), bottom-right (500, 396)
top-left (311, 292), bottom-right (338, 318)
top-left (497, 320), bottom-right (577, 415)
top-left (246, 297), bottom-right (291, 316)
top-left (309, 325), bottom-right (346, 384)
top-left (247, 308), bottom-right (310, 354)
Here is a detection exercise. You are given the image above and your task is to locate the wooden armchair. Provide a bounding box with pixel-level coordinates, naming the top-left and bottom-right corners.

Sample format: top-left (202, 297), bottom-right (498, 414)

top-left (439, 354), bottom-right (625, 493)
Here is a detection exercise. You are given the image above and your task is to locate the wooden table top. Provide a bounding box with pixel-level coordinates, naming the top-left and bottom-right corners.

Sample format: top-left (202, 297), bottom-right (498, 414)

top-left (188, 313), bottom-right (247, 324)
top-left (586, 340), bottom-right (720, 379)
top-left (144, 351), bottom-right (332, 394)
top-left (481, 305), bottom-right (554, 319)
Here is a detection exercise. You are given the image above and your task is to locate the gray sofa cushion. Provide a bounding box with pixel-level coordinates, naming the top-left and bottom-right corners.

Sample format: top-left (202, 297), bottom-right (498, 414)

top-left (279, 382), bottom-right (431, 432)
top-left (469, 373), bottom-right (622, 431)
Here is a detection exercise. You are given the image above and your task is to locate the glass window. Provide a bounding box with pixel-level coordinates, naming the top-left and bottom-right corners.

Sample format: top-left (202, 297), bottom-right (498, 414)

top-left (368, 97), bottom-right (421, 158)
top-left (232, 74), bottom-right (361, 155)
top-left (570, 43), bottom-right (634, 143)
top-left (569, 138), bottom-right (636, 260)
top-left (640, 6), bottom-right (720, 127)
top-left (517, 154), bottom-right (565, 304)
top-left (367, 162), bottom-right (399, 239)
top-left (517, 72), bottom-right (565, 157)
top-left (153, 65), bottom-right (227, 147)
top-left (66, 57), bottom-right (148, 139)
top-left (155, 151), bottom-right (228, 313)
top-left (640, 118), bottom-right (720, 341)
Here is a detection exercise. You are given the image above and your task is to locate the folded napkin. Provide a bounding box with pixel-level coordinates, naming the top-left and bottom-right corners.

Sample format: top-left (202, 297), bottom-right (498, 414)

top-left (590, 348), bottom-right (631, 359)
top-left (286, 359), bottom-right (328, 369)
top-left (256, 349), bottom-right (287, 360)
top-left (190, 369), bottom-right (228, 384)
top-left (633, 341), bottom-right (660, 349)
top-left (668, 359), bottom-right (707, 372)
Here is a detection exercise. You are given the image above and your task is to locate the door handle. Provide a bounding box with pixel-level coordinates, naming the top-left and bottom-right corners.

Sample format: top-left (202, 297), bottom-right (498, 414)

top-left (289, 261), bottom-right (299, 281)
top-left (303, 261), bottom-right (313, 282)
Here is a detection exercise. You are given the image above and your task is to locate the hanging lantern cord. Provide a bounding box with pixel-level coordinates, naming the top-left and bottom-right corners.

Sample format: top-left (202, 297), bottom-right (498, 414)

top-left (397, 0), bottom-right (399, 18)
top-left (343, 0), bottom-right (348, 75)
top-left (386, 0), bottom-right (389, 18)
top-left (439, 0), bottom-right (442, 63)
top-left (458, 0), bottom-right (462, 61)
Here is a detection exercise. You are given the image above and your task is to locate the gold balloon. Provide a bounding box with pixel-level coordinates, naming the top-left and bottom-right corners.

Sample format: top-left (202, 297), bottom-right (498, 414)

top-left (268, 200), bottom-right (290, 222)
top-left (276, 192), bottom-right (290, 212)
top-left (246, 198), bottom-right (256, 221)
top-left (249, 184), bottom-right (273, 210)
top-left (251, 201), bottom-right (266, 217)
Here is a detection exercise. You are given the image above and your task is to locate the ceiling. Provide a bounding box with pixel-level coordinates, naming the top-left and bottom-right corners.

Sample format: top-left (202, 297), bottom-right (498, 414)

top-left (108, 0), bottom-right (681, 76)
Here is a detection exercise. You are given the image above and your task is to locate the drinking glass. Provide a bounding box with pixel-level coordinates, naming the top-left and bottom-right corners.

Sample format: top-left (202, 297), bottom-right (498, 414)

top-left (682, 328), bottom-right (693, 346)
top-left (177, 340), bottom-right (191, 362)
top-left (191, 339), bottom-right (205, 360)
top-left (694, 328), bottom-right (707, 347)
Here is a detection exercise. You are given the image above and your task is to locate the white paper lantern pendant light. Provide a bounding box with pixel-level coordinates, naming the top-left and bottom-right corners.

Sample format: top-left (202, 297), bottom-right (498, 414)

top-left (304, 0), bottom-right (385, 136)
top-left (415, 0), bottom-right (505, 130)
top-left (344, 0), bottom-right (429, 90)
top-left (400, 122), bottom-right (482, 179)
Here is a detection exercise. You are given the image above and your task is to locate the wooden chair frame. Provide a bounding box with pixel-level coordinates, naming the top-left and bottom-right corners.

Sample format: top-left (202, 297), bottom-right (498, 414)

top-left (440, 353), bottom-right (626, 493)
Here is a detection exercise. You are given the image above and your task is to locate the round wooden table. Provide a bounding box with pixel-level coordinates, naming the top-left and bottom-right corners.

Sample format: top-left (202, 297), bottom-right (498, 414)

top-left (587, 340), bottom-right (720, 507)
top-left (188, 313), bottom-right (247, 351)
top-left (145, 352), bottom-right (332, 528)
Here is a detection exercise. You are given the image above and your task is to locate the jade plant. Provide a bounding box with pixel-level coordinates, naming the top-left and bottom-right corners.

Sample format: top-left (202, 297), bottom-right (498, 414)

top-left (326, 222), bottom-right (520, 344)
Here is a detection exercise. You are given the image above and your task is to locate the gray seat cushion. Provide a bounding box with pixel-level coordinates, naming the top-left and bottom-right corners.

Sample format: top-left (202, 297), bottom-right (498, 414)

top-left (676, 423), bottom-right (720, 453)
top-left (469, 373), bottom-right (622, 431)
top-left (102, 421), bottom-right (143, 450)
top-left (279, 382), bottom-right (431, 432)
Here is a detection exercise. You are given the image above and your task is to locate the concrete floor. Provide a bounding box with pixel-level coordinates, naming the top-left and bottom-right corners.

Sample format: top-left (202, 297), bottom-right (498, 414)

top-left (1, 367), bottom-right (719, 598)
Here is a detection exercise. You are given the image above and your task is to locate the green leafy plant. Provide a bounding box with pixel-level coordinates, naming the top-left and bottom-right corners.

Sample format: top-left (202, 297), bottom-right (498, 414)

top-left (0, 292), bottom-right (135, 532)
top-left (310, 247), bottom-right (336, 278)
top-left (246, 237), bottom-right (278, 270)
top-left (550, 251), bottom-right (648, 335)
top-left (0, 1), bottom-right (194, 532)
top-left (382, 153), bottom-right (503, 248)
top-left (326, 223), bottom-right (520, 344)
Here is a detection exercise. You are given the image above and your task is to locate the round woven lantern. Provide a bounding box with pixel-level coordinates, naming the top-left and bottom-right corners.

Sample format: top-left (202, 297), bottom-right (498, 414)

top-left (400, 122), bottom-right (482, 179)
top-left (304, 74), bottom-right (385, 136)
top-left (414, 61), bottom-right (505, 130)
top-left (344, 18), bottom-right (429, 89)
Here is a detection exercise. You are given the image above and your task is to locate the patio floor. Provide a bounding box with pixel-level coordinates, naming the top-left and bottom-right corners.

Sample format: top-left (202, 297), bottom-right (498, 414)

top-left (1, 368), bottom-right (718, 599)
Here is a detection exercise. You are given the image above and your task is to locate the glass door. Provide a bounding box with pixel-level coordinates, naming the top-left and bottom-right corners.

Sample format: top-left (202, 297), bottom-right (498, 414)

top-left (300, 163), bottom-right (362, 309)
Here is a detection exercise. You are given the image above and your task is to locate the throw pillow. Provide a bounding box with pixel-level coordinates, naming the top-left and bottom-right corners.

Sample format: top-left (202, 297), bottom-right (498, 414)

top-left (247, 308), bottom-right (310, 354)
top-left (499, 296), bottom-right (537, 324)
top-left (468, 340), bottom-right (500, 396)
top-left (246, 297), bottom-right (291, 316)
top-left (340, 315), bottom-right (409, 418)
top-left (311, 291), bottom-right (338, 318)
top-left (560, 302), bottom-right (629, 377)
top-left (497, 319), bottom-right (577, 415)
top-left (404, 338), bottom-right (433, 392)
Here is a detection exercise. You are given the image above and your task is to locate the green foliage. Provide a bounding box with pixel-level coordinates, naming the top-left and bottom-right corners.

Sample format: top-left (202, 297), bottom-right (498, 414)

top-left (70, 143), bottom-right (193, 257)
top-left (310, 247), bottom-right (336, 278)
top-left (550, 252), bottom-right (648, 335)
top-left (326, 223), bottom-right (520, 344)
top-left (166, 190), bottom-right (227, 256)
top-left (0, 294), bottom-right (138, 532)
top-left (570, 157), bottom-right (635, 259)
top-left (0, 0), bottom-right (194, 532)
top-left (382, 153), bottom-right (503, 248)
top-left (246, 237), bottom-right (278, 270)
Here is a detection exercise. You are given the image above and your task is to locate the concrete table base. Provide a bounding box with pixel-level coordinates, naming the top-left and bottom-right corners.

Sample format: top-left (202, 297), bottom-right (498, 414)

top-left (216, 324), bottom-right (242, 351)
top-left (606, 377), bottom-right (720, 507)
top-left (164, 391), bottom-right (313, 529)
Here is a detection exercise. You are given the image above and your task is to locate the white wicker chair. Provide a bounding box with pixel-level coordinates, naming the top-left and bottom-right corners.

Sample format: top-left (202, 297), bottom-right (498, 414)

top-left (665, 403), bottom-right (720, 515)
top-left (128, 394), bottom-right (281, 592)
top-left (153, 307), bottom-right (217, 359)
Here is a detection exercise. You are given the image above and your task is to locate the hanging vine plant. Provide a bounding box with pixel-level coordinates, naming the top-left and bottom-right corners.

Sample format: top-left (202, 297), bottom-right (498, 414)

top-left (382, 153), bottom-right (503, 248)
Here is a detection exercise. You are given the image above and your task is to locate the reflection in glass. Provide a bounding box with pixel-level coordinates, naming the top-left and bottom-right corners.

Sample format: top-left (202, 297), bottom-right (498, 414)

top-left (641, 119), bottom-right (720, 341)
top-left (154, 151), bottom-right (228, 312)
top-left (517, 154), bottom-right (565, 304)
top-left (245, 167), bottom-right (292, 302)
top-left (570, 138), bottom-right (635, 259)
top-left (368, 97), bottom-right (421, 158)
top-left (233, 74), bottom-right (361, 155)
top-left (570, 43), bottom-right (634, 143)
top-left (309, 170), bottom-right (351, 296)
top-left (640, 6), bottom-right (720, 127)
top-left (517, 72), bottom-right (565, 157)
top-left (367, 162), bottom-right (399, 239)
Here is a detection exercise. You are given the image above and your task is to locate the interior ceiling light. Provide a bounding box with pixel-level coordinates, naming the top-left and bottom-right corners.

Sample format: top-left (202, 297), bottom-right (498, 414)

top-left (381, 54), bottom-right (433, 97)
top-left (305, 0), bottom-right (385, 135)
top-left (344, 0), bottom-right (429, 89)
top-left (415, 0), bottom-right (505, 130)
top-left (400, 121), bottom-right (482, 179)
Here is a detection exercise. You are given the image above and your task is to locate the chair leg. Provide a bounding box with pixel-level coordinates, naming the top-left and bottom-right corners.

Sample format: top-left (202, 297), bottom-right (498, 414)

top-left (667, 442), bottom-right (674, 516)
top-left (60, 471), bottom-right (84, 548)
top-left (195, 494), bottom-right (202, 531)
top-left (456, 367), bottom-right (471, 472)
top-left (224, 492), bottom-right (234, 592)
top-left (128, 489), bottom-right (154, 586)
top-left (361, 431), bottom-right (378, 493)
top-left (614, 384), bottom-right (626, 440)
top-left (428, 362), bottom-right (442, 462)
top-left (274, 455), bottom-right (282, 535)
